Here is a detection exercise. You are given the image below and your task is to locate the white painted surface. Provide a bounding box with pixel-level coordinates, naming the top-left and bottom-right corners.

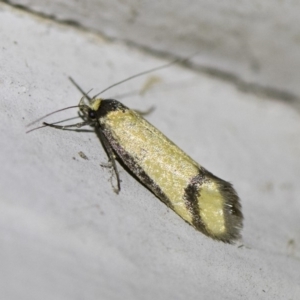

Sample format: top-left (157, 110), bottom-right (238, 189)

top-left (0, 3), bottom-right (300, 300)
top-left (7, 0), bottom-right (300, 101)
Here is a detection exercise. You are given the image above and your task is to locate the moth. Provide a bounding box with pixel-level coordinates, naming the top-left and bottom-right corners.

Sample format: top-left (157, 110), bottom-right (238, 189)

top-left (28, 56), bottom-right (243, 243)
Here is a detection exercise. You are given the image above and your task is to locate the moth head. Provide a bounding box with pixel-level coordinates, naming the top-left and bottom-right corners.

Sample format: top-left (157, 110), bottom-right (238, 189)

top-left (78, 97), bottom-right (102, 121)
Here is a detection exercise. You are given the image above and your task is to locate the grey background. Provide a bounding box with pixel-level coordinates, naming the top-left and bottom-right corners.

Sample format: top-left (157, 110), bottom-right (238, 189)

top-left (6, 0), bottom-right (300, 102)
top-left (0, 2), bottom-right (300, 300)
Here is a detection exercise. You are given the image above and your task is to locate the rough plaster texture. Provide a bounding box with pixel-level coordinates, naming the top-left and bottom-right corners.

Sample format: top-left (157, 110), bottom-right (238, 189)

top-left (0, 3), bottom-right (300, 300)
top-left (5, 0), bottom-right (300, 102)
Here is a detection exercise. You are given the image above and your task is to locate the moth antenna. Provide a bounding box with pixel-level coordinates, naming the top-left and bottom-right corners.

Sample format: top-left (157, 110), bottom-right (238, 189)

top-left (91, 52), bottom-right (199, 99)
top-left (27, 52), bottom-right (198, 130)
top-left (26, 115), bottom-right (81, 133)
top-left (26, 105), bottom-right (80, 127)
top-left (69, 77), bottom-right (92, 101)
top-left (26, 124), bottom-right (47, 134)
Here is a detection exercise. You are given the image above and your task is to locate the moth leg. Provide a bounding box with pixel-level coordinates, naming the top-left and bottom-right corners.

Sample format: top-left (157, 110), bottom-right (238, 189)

top-left (134, 106), bottom-right (155, 116)
top-left (97, 128), bottom-right (121, 194)
top-left (43, 121), bottom-right (90, 130)
top-left (100, 161), bottom-right (113, 168)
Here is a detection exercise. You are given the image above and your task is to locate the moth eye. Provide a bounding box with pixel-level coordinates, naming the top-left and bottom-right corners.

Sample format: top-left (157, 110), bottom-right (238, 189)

top-left (88, 110), bottom-right (97, 119)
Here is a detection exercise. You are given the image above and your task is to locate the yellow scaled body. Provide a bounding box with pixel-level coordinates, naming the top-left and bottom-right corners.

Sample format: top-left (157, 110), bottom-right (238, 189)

top-left (94, 99), bottom-right (242, 243)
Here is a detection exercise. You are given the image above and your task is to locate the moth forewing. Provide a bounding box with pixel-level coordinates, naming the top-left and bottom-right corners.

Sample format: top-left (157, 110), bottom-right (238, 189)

top-left (93, 99), bottom-right (242, 243)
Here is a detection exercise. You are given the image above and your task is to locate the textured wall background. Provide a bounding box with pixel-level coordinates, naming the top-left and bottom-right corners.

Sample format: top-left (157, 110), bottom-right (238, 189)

top-left (1, 2), bottom-right (300, 300)
top-left (6, 0), bottom-right (300, 102)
